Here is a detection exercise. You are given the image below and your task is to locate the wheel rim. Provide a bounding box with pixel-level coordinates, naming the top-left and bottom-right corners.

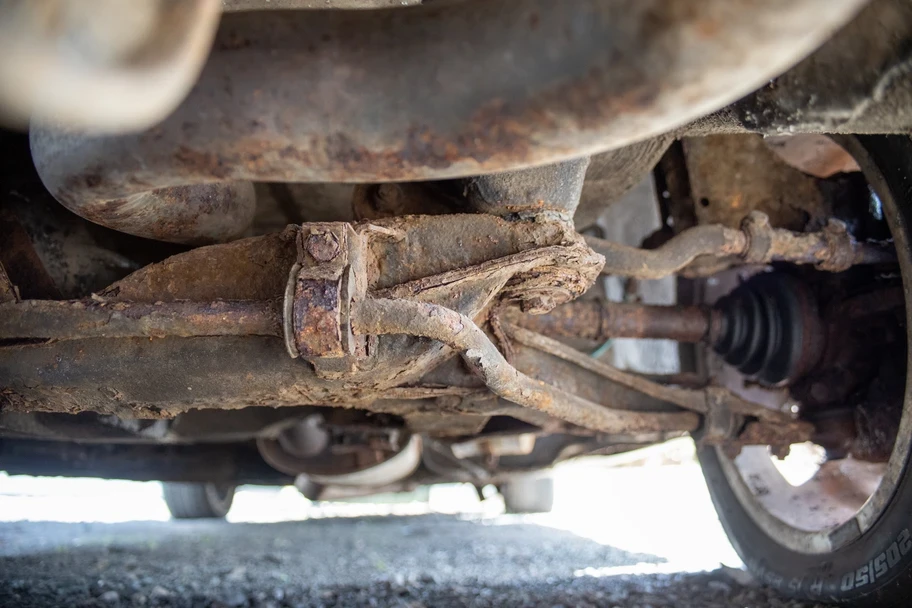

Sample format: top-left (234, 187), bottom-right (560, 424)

top-left (713, 136), bottom-right (912, 555)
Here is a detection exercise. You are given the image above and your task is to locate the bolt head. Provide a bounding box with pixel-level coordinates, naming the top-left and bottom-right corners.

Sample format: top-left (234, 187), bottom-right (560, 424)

top-left (306, 232), bottom-right (341, 262)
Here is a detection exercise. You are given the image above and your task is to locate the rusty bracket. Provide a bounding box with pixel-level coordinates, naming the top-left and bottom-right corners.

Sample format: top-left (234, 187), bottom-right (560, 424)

top-left (699, 387), bottom-right (815, 458)
top-left (283, 223), bottom-right (367, 359)
top-left (700, 388), bottom-right (744, 447)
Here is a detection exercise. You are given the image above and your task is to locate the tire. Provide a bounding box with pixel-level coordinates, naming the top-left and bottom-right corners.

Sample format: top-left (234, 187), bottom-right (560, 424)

top-left (162, 482), bottom-right (235, 519)
top-left (501, 475), bottom-right (554, 514)
top-left (697, 135), bottom-right (912, 606)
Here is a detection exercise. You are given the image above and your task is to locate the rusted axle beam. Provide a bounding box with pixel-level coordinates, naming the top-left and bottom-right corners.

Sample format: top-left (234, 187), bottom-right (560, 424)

top-left (353, 298), bottom-right (699, 435)
top-left (586, 211), bottom-right (894, 279)
top-left (0, 299), bottom-right (281, 341)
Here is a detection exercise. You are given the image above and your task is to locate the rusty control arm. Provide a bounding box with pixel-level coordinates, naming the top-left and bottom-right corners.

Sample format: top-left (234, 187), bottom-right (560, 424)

top-left (504, 324), bottom-right (793, 423)
top-left (353, 298), bottom-right (700, 435)
top-left (0, 299), bottom-right (282, 341)
top-left (586, 211), bottom-right (895, 279)
top-left (504, 323), bottom-right (814, 447)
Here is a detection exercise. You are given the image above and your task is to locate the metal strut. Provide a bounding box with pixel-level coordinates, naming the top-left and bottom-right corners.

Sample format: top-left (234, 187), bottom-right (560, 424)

top-left (353, 298), bottom-right (700, 435)
top-left (586, 211), bottom-right (894, 279)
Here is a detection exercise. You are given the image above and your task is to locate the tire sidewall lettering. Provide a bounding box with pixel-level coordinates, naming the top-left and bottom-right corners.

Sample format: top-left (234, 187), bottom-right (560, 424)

top-left (834, 529), bottom-right (911, 593)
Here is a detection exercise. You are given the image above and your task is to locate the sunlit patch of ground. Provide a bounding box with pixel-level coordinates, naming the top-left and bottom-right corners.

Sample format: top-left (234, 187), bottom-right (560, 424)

top-left (0, 438), bottom-right (746, 575)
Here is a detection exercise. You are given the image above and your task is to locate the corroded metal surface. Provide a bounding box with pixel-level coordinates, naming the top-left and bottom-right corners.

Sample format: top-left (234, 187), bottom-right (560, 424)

top-left (509, 343), bottom-right (676, 415)
top-left (0, 215), bottom-right (605, 427)
top-left (27, 131), bottom-right (258, 243)
top-left (764, 135), bottom-right (861, 179)
top-left (0, 299), bottom-right (281, 341)
top-left (504, 323), bottom-right (799, 425)
top-left (511, 300), bottom-right (713, 343)
top-left (289, 279), bottom-right (344, 358)
top-left (686, 0), bottom-right (912, 138)
top-left (504, 323), bottom-right (813, 451)
top-left (97, 215), bottom-right (597, 305)
top-left (586, 211), bottom-right (894, 279)
top-left (506, 324), bottom-right (708, 414)
top-left (99, 229), bottom-right (299, 303)
top-left (1, 207), bottom-right (877, 443)
top-left (354, 298), bottom-right (700, 434)
top-left (463, 158), bottom-right (591, 219)
top-left (724, 420), bottom-right (816, 459)
top-left (284, 223), bottom-right (363, 359)
top-left (30, 0), bottom-right (865, 242)
top-left (684, 134), bottom-right (828, 231)
top-left (587, 224), bottom-right (744, 279)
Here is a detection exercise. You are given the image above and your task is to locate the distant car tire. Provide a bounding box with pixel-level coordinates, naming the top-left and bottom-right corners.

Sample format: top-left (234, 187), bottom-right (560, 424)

top-left (500, 475), bottom-right (554, 514)
top-left (162, 482), bottom-right (235, 519)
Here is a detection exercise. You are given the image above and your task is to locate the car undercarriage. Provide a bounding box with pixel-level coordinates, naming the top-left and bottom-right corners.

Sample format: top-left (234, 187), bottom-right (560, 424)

top-left (3, 0), bottom-right (912, 602)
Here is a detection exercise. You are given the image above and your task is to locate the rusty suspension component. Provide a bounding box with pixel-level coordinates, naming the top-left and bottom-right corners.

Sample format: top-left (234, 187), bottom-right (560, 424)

top-left (0, 212), bottom-right (851, 440)
top-left (511, 299), bottom-right (715, 343)
top-left (586, 211), bottom-right (894, 280)
top-left (0, 299), bottom-right (282, 341)
top-left (503, 323), bottom-right (814, 446)
top-left (517, 273), bottom-right (834, 386)
top-left (353, 298), bottom-right (700, 435)
top-left (505, 324), bottom-right (791, 423)
top-left (30, 0), bottom-right (865, 243)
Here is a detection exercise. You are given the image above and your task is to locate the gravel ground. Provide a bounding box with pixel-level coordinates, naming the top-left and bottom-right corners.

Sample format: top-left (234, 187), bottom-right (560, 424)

top-left (0, 512), bottom-right (836, 608)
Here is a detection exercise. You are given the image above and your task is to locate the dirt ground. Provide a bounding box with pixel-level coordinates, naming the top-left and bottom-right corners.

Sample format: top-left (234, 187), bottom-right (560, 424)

top-left (0, 461), bottom-right (839, 608)
top-left (0, 514), bottom-right (835, 608)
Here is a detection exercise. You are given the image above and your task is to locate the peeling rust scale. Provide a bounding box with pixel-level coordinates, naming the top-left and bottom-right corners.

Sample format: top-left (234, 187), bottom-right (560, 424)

top-left (283, 223), bottom-right (363, 359)
top-left (353, 298), bottom-right (701, 435)
top-left (0, 299), bottom-right (282, 341)
top-left (0, 215), bottom-right (607, 428)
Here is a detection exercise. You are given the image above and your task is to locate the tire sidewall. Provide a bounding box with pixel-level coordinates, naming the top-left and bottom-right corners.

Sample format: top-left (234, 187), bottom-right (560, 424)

top-left (698, 135), bottom-right (912, 606)
top-left (699, 445), bottom-right (912, 604)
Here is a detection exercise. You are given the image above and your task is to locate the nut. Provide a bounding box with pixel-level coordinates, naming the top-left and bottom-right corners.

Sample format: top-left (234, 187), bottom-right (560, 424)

top-left (741, 211), bottom-right (773, 264)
